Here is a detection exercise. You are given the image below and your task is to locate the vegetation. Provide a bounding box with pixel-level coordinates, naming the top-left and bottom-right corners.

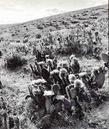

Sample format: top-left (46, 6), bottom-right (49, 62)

top-left (5, 54), bottom-right (27, 70)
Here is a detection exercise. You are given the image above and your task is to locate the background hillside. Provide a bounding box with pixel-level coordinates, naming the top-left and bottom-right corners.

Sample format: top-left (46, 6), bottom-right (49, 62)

top-left (0, 4), bottom-right (108, 58)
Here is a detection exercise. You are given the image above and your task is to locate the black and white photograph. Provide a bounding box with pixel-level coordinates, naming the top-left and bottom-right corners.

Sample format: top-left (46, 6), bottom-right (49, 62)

top-left (0, 0), bottom-right (108, 129)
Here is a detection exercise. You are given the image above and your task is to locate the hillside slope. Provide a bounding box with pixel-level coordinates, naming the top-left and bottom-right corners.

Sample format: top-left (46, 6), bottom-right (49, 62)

top-left (0, 5), bottom-right (108, 57)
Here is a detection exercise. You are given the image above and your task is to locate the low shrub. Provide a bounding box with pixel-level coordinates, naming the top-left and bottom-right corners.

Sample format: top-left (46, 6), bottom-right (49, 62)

top-left (37, 25), bottom-right (44, 30)
top-left (36, 34), bottom-right (41, 39)
top-left (11, 33), bottom-right (15, 36)
top-left (23, 38), bottom-right (28, 43)
top-left (71, 21), bottom-right (79, 24)
top-left (89, 16), bottom-right (98, 19)
top-left (5, 54), bottom-right (27, 70)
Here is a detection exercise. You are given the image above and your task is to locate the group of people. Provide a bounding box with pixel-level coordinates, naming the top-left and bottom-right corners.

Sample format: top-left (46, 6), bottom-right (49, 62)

top-left (26, 51), bottom-right (109, 129)
top-left (0, 50), bottom-right (108, 129)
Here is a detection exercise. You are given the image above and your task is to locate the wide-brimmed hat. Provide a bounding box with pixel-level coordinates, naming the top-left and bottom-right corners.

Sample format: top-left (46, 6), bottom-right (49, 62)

top-left (43, 90), bottom-right (54, 96)
top-left (68, 74), bottom-right (76, 82)
top-left (46, 59), bottom-right (53, 66)
top-left (38, 61), bottom-right (45, 65)
top-left (50, 69), bottom-right (59, 75)
top-left (31, 79), bottom-right (47, 86)
top-left (59, 68), bottom-right (68, 78)
top-left (79, 72), bottom-right (87, 77)
top-left (74, 79), bottom-right (84, 88)
top-left (60, 68), bottom-right (67, 74)
top-left (70, 54), bottom-right (75, 60)
top-left (46, 59), bottom-right (53, 63)
top-left (45, 55), bottom-right (49, 58)
top-left (102, 52), bottom-right (109, 63)
top-left (56, 95), bottom-right (65, 100)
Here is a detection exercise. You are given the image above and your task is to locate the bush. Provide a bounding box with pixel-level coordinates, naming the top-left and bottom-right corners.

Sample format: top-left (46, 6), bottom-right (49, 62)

top-left (89, 16), bottom-right (98, 19)
top-left (5, 54), bottom-right (27, 70)
top-left (23, 38), bottom-right (28, 43)
top-left (0, 51), bottom-right (2, 57)
top-left (71, 21), bottom-right (79, 24)
top-left (37, 24), bottom-right (44, 30)
top-left (36, 34), bottom-right (41, 39)
top-left (11, 33), bottom-right (15, 36)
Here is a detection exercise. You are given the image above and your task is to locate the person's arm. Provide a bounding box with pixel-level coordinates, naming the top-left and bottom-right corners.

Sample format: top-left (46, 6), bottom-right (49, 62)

top-left (66, 86), bottom-right (71, 100)
top-left (35, 62), bottom-right (42, 75)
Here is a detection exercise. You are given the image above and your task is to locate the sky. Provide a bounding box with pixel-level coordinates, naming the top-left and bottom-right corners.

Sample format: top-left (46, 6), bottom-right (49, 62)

top-left (0, 0), bottom-right (108, 24)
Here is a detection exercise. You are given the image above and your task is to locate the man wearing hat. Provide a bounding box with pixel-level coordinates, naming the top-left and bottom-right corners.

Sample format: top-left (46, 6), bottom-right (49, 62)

top-left (25, 79), bottom-right (46, 116)
top-left (73, 79), bottom-right (88, 102)
top-left (67, 79), bottom-right (86, 120)
top-left (68, 79), bottom-right (90, 105)
top-left (43, 84), bottom-right (63, 114)
top-left (46, 59), bottom-right (54, 72)
top-left (34, 49), bottom-right (42, 62)
top-left (30, 64), bottom-right (41, 79)
top-left (66, 74), bottom-right (76, 100)
top-left (59, 68), bottom-right (69, 95)
top-left (94, 31), bottom-right (102, 45)
top-left (35, 61), bottom-right (51, 83)
top-left (90, 66), bottom-right (106, 90)
top-left (78, 71), bottom-right (91, 90)
top-left (50, 69), bottom-right (60, 84)
top-left (70, 57), bottom-right (80, 74)
top-left (43, 90), bottom-right (55, 114)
